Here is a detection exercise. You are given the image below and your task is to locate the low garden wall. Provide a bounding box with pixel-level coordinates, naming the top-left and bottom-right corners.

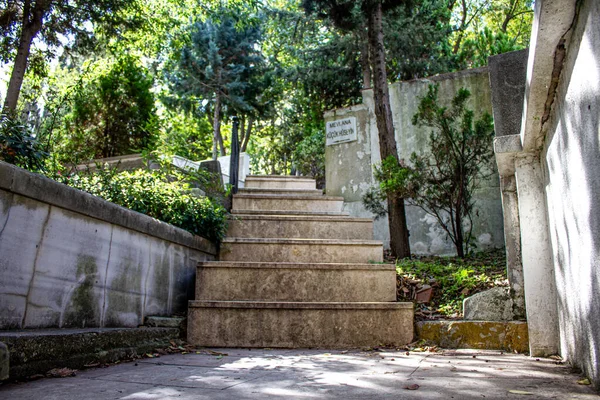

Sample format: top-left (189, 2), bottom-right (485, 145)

top-left (0, 162), bottom-right (217, 330)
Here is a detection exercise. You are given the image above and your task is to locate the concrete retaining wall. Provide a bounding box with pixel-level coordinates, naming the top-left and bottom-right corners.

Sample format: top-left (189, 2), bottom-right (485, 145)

top-left (541, 0), bottom-right (600, 385)
top-left (325, 68), bottom-right (504, 255)
top-left (0, 162), bottom-right (217, 330)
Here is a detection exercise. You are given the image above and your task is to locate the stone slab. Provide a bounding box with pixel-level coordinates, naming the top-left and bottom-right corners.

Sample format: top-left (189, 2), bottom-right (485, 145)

top-left (232, 194), bottom-right (344, 213)
top-left (416, 321), bottom-right (529, 353)
top-left (488, 49), bottom-right (528, 137)
top-left (196, 262), bottom-right (396, 302)
top-left (245, 176), bottom-right (316, 190)
top-left (188, 301), bottom-right (414, 348)
top-left (0, 327), bottom-right (179, 380)
top-left (227, 214), bottom-right (374, 240)
top-left (219, 238), bottom-right (384, 263)
top-left (238, 187), bottom-right (323, 196)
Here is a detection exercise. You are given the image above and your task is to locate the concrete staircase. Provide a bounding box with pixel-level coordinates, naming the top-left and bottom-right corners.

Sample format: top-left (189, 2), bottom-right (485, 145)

top-left (188, 175), bottom-right (413, 348)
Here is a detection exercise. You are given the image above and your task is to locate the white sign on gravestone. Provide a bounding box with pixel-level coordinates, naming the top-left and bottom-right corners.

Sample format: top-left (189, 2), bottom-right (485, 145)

top-left (326, 117), bottom-right (357, 146)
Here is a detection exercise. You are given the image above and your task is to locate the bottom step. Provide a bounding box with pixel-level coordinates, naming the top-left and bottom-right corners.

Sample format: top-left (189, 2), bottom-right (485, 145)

top-left (188, 301), bottom-right (414, 348)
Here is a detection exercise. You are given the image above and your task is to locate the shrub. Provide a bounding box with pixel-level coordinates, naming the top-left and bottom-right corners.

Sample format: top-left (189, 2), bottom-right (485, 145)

top-left (0, 113), bottom-right (47, 171)
top-left (51, 166), bottom-right (228, 242)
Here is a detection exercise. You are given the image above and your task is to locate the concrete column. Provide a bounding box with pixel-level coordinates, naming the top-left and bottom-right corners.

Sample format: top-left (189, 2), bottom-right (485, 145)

top-left (500, 175), bottom-right (526, 319)
top-left (515, 156), bottom-right (560, 356)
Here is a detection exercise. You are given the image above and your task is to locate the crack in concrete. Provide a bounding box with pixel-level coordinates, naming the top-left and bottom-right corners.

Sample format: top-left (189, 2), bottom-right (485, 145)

top-left (0, 193), bottom-right (14, 238)
top-left (540, 0), bottom-right (584, 131)
top-left (21, 205), bottom-right (52, 328)
top-left (100, 225), bottom-right (114, 327)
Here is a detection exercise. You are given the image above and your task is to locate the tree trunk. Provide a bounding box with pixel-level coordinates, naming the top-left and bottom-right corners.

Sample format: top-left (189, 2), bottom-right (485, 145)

top-left (2, 0), bottom-right (45, 114)
top-left (212, 93), bottom-right (221, 160)
top-left (367, 1), bottom-right (410, 259)
top-left (241, 117), bottom-right (253, 152)
top-left (360, 28), bottom-right (371, 89)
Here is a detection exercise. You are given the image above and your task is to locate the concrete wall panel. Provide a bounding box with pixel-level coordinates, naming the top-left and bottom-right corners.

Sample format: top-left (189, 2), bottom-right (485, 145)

top-left (0, 162), bottom-right (216, 330)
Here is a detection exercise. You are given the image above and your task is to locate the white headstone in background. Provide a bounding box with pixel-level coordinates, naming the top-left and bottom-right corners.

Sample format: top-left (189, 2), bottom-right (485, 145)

top-left (326, 116), bottom-right (357, 146)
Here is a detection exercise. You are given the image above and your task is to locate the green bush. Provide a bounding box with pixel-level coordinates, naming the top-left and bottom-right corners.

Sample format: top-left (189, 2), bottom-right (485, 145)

top-left (51, 167), bottom-right (228, 242)
top-left (0, 113), bottom-right (47, 171)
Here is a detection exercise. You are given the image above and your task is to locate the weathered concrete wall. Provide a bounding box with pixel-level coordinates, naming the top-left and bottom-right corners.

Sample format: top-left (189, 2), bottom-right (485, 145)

top-left (490, 0), bottom-right (600, 385)
top-left (540, 0), bottom-right (600, 386)
top-left (325, 68), bottom-right (504, 255)
top-left (0, 162), bottom-right (217, 330)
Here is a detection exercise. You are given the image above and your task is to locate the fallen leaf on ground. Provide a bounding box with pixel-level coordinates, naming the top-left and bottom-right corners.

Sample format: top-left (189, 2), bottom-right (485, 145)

top-left (83, 362), bottom-right (100, 368)
top-left (207, 350), bottom-right (228, 356)
top-left (47, 368), bottom-right (77, 378)
top-left (508, 390), bottom-right (533, 395)
top-left (577, 378), bottom-right (591, 385)
top-left (404, 384), bottom-right (420, 390)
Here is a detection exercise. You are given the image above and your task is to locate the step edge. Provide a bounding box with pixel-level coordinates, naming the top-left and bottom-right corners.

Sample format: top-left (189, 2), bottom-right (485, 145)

top-left (228, 215), bottom-right (373, 222)
top-left (221, 238), bottom-right (383, 245)
top-left (233, 194), bottom-right (343, 201)
top-left (189, 301), bottom-right (413, 310)
top-left (231, 210), bottom-right (350, 216)
top-left (198, 261), bottom-right (394, 270)
top-left (246, 175), bottom-right (316, 181)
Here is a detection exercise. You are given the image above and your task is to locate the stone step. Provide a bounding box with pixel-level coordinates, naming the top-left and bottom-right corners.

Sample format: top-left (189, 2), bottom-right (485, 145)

top-left (196, 262), bottom-right (396, 302)
top-left (188, 301), bottom-right (414, 348)
top-left (227, 214), bottom-right (374, 240)
top-left (245, 175), bottom-right (316, 190)
top-left (220, 238), bottom-right (384, 263)
top-left (231, 209), bottom-right (350, 217)
top-left (238, 187), bottom-right (323, 196)
top-left (232, 193), bottom-right (344, 213)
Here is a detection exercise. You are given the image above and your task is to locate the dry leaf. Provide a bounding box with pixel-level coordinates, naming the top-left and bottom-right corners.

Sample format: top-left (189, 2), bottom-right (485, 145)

top-left (404, 384), bottom-right (420, 390)
top-left (207, 350), bottom-right (228, 356)
top-left (577, 378), bottom-right (591, 385)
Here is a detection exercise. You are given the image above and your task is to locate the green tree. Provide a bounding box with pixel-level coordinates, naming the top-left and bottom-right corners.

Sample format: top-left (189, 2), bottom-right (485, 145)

top-left (165, 11), bottom-right (265, 160)
top-left (0, 0), bottom-right (140, 114)
top-left (366, 85), bottom-right (495, 257)
top-left (56, 54), bottom-right (158, 162)
top-left (303, 0), bottom-right (411, 259)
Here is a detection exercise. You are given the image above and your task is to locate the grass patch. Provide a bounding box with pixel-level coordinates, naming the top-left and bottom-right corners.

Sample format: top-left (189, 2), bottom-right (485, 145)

top-left (396, 248), bottom-right (507, 319)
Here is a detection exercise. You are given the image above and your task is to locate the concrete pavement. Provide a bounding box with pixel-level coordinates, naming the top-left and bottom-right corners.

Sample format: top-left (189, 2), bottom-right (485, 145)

top-left (1, 348), bottom-right (598, 399)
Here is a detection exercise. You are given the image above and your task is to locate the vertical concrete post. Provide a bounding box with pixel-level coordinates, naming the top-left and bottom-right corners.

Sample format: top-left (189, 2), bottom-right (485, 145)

top-left (515, 156), bottom-right (560, 356)
top-left (500, 175), bottom-right (526, 319)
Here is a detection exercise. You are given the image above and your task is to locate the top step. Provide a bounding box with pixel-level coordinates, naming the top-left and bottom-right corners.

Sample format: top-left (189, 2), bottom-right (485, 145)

top-left (245, 175), bottom-right (316, 190)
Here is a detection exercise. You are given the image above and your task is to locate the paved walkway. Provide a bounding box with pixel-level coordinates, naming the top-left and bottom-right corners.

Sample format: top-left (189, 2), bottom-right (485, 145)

top-left (1, 348), bottom-right (598, 399)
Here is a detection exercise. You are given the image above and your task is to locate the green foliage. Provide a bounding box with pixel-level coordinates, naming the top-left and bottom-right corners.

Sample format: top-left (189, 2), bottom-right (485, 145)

top-left (154, 110), bottom-right (213, 162)
top-left (49, 165), bottom-right (228, 242)
top-left (0, 113), bottom-right (47, 170)
top-left (293, 129), bottom-right (325, 187)
top-left (459, 27), bottom-right (525, 68)
top-left (385, 1), bottom-right (457, 80)
top-left (53, 54), bottom-right (158, 163)
top-left (397, 249), bottom-right (507, 317)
